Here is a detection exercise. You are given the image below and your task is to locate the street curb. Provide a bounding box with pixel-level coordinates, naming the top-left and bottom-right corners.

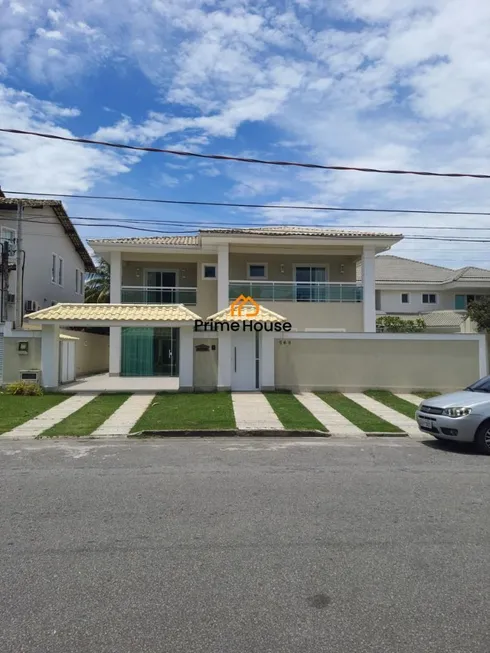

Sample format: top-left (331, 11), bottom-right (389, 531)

top-left (365, 432), bottom-right (408, 437)
top-left (129, 429), bottom-right (330, 438)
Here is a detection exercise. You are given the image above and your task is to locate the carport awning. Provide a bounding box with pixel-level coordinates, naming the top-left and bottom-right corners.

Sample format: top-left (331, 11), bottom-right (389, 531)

top-left (25, 303), bottom-right (201, 327)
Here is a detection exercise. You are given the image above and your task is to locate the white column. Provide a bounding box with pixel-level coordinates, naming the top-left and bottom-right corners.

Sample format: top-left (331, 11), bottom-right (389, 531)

top-left (362, 247), bottom-right (376, 333)
top-left (217, 244), bottom-right (229, 309)
top-left (179, 327), bottom-right (194, 391)
top-left (259, 332), bottom-right (275, 390)
top-left (110, 250), bottom-right (122, 303)
top-left (218, 331), bottom-right (232, 390)
top-left (41, 324), bottom-right (60, 389)
top-left (109, 326), bottom-right (121, 376)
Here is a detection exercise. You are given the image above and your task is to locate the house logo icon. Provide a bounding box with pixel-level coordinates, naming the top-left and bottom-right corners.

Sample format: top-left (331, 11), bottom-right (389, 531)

top-left (230, 295), bottom-right (260, 317)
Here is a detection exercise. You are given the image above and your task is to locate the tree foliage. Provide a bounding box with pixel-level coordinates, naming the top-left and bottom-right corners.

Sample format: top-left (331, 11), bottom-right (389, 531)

top-left (376, 315), bottom-right (426, 333)
top-left (85, 259), bottom-right (110, 303)
top-left (466, 297), bottom-right (490, 332)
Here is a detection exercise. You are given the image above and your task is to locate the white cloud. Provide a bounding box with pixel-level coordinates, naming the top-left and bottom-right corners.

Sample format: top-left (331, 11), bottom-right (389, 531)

top-left (0, 83), bottom-right (134, 194)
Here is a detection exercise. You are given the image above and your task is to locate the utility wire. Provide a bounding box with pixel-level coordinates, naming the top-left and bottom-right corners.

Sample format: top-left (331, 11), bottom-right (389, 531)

top-left (5, 189), bottom-right (490, 217)
top-left (3, 214), bottom-right (490, 243)
top-left (2, 129), bottom-right (490, 179)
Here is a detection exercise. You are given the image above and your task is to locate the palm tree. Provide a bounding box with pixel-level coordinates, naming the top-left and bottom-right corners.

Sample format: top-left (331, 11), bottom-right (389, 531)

top-left (85, 259), bottom-right (110, 303)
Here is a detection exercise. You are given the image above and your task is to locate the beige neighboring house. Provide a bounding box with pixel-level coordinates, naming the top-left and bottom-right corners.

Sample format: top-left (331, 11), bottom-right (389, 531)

top-left (0, 193), bottom-right (102, 385)
top-left (23, 226), bottom-right (488, 393)
top-left (356, 255), bottom-right (490, 332)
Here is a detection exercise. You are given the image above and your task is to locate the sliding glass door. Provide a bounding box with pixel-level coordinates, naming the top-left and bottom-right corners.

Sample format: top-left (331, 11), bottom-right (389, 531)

top-left (145, 270), bottom-right (177, 303)
top-left (295, 266), bottom-right (327, 302)
top-left (121, 327), bottom-right (179, 376)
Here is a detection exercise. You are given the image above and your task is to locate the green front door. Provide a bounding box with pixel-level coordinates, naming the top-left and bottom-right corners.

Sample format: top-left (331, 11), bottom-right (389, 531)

top-left (121, 327), bottom-right (180, 376)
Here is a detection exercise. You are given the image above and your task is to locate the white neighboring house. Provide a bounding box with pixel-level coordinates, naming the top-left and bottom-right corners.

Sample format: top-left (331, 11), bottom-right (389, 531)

top-left (0, 193), bottom-right (95, 384)
top-left (356, 255), bottom-right (490, 331)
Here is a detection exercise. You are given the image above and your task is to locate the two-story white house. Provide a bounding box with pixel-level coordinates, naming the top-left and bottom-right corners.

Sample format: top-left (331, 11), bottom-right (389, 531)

top-left (0, 195), bottom-right (95, 324)
top-left (0, 194), bottom-right (96, 385)
top-left (26, 226), bottom-right (404, 390)
top-left (364, 255), bottom-right (490, 329)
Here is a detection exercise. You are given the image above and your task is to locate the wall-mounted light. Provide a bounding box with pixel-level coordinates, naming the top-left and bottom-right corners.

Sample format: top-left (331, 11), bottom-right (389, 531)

top-left (136, 267), bottom-right (140, 278)
top-left (280, 264), bottom-right (285, 273)
top-left (340, 264), bottom-right (345, 274)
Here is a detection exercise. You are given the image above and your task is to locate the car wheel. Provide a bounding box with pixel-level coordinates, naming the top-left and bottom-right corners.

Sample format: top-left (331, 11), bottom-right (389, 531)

top-left (474, 422), bottom-right (490, 455)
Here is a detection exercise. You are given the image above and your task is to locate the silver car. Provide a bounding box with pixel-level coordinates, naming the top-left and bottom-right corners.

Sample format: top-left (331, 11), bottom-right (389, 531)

top-left (415, 376), bottom-right (490, 454)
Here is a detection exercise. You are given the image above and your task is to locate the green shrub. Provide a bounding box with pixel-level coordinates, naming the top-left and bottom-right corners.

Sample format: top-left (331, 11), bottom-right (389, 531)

top-left (3, 381), bottom-right (44, 396)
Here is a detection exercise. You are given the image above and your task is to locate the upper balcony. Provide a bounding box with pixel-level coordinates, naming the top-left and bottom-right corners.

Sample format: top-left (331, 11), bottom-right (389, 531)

top-left (228, 281), bottom-right (363, 303)
top-left (121, 286), bottom-right (197, 305)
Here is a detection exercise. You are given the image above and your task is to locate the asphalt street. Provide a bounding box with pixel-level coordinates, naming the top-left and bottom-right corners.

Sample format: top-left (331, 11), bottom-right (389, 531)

top-left (0, 436), bottom-right (489, 653)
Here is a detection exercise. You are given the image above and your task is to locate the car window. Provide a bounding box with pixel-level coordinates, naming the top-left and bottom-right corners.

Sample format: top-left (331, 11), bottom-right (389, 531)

top-left (466, 375), bottom-right (490, 392)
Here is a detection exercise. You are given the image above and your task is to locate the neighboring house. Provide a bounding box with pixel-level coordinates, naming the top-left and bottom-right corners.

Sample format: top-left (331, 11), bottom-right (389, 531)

top-left (357, 255), bottom-right (490, 319)
top-left (0, 195), bottom-right (96, 385)
top-left (0, 196), bottom-right (94, 325)
top-left (23, 227), bottom-right (489, 393)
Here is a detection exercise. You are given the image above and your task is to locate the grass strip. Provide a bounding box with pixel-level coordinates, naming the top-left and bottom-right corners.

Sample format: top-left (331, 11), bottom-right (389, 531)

top-left (131, 393), bottom-right (236, 432)
top-left (265, 392), bottom-right (327, 431)
top-left (365, 390), bottom-right (418, 419)
top-left (316, 392), bottom-right (402, 432)
top-left (0, 394), bottom-right (68, 434)
top-left (415, 391), bottom-right (441, 399)
top-left (43, 394), bottom-right (131, 436)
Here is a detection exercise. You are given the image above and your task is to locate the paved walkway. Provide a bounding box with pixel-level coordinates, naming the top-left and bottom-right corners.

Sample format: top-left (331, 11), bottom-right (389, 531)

top-left (232, 393), bottom-right (282, 430)
top-left (60, 374), bottom-right (178, 394)
top-left (93, 394), bottom-right (156, 436)
top-left (295, 393), bottom-right (365, 437)
top-left (396, 393), bottom-right (424, 406)
top-left (2, 394), bottom-right (98, 439)
top-left (344, 393), bottom-right (421, 437)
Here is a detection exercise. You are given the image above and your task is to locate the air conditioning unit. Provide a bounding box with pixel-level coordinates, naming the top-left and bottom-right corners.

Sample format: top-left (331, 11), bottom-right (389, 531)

top-left (20, 370), bottom-right (41, 383)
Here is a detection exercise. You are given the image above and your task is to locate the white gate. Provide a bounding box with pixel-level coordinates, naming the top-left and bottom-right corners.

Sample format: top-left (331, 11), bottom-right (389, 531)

top-left (59, 340), bottom-right (76, 384)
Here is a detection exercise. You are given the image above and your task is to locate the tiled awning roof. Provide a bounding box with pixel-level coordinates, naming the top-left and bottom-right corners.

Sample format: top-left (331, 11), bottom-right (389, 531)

top-left (25, 303), bottom-right (200, 324)
top-left (207, 303), bottom-right (286, 322)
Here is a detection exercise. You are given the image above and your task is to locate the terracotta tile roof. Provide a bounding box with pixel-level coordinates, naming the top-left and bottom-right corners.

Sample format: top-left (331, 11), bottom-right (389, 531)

top-left (88, 235), bottom-right (199, 246)
top-left (25, 303), bottom-right (200, 323)
top-left (201, 226), bottom-right (400, 238)
top-left (0, 197), bottom-right (95, 272)
top-left (207, 303), bottom-right (287, 322)
top-left (359, 255), bottom-right (490, 284)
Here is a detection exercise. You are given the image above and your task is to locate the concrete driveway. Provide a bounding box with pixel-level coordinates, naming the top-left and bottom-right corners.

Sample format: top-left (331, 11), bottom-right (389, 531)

top-left (0, 437), bottom-right (489, 653)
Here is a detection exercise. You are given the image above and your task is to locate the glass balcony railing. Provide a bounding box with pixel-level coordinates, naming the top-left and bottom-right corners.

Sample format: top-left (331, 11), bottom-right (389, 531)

top-left (228, 281), bottom-right (363, 303)
top-left (121, 286), bottom-right (197, 304)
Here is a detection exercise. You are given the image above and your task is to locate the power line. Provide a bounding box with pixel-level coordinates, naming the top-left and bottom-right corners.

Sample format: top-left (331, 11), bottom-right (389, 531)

top-left (5, 189), bottom-right (490, 217)
top-left (1, 129), bottom-right (490, 180)
top-left (3, 215), bottom-right (490, 243)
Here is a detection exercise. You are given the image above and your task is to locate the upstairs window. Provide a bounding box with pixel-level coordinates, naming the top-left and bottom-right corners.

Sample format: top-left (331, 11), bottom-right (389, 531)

top-left (401, 293), bottom-right (410, 304)
top-left (247, 263), bottom-right (267, 279)
top-left (422, 293), bottom-right (437, 305)
top-left (202, 264), bottom-right (217, 280)
top-left (76, 268), bottom-right (84, 295)
top-left (51, 254), bottom-right (64, 286)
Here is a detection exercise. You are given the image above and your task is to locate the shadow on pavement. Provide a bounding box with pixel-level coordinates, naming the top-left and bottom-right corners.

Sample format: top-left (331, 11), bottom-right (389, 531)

top-left (420, 438), bottom-right (479, 456)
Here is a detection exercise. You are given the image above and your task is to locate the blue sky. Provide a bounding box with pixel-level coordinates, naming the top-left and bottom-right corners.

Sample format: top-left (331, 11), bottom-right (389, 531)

top-left (1, 0), bottom-right (490, 267)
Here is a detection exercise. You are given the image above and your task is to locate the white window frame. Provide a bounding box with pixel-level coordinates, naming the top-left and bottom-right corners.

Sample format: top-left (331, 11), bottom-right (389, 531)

top-left (247, 262), bottom-right (268, 280)
top-left (75, 268), bottom-right (84, 295)
top-left (51, 253), bottom-right (64, 287)
top-left (1, 226), bottom-right (16, 253)
top-left (201, 263), bottom-right (217, 280)
top-left (51, 253), bottom-right (57, 284)
top-left (58, 256), bottom-right (64, 287)
top-left (401, 292), bottom-right (410, 305)
top-left (422, 293), bottom-right (438, 305)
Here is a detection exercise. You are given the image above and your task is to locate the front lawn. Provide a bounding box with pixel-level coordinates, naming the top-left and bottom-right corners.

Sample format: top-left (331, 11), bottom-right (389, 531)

top-left (131, 393), bottom-right (236, 432)
top-left (265, 392), bottom-right (327, 431)
top-left (416, 391), bottom-right (441, 399)
top-left (365, 390), bottom-right (417, 419)
top-left (43, 394), bottom-right (131, 437)
top-left (316, 392), bottom-right (402, 433)
top-left (0, 394), bottom-right (68, 434)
